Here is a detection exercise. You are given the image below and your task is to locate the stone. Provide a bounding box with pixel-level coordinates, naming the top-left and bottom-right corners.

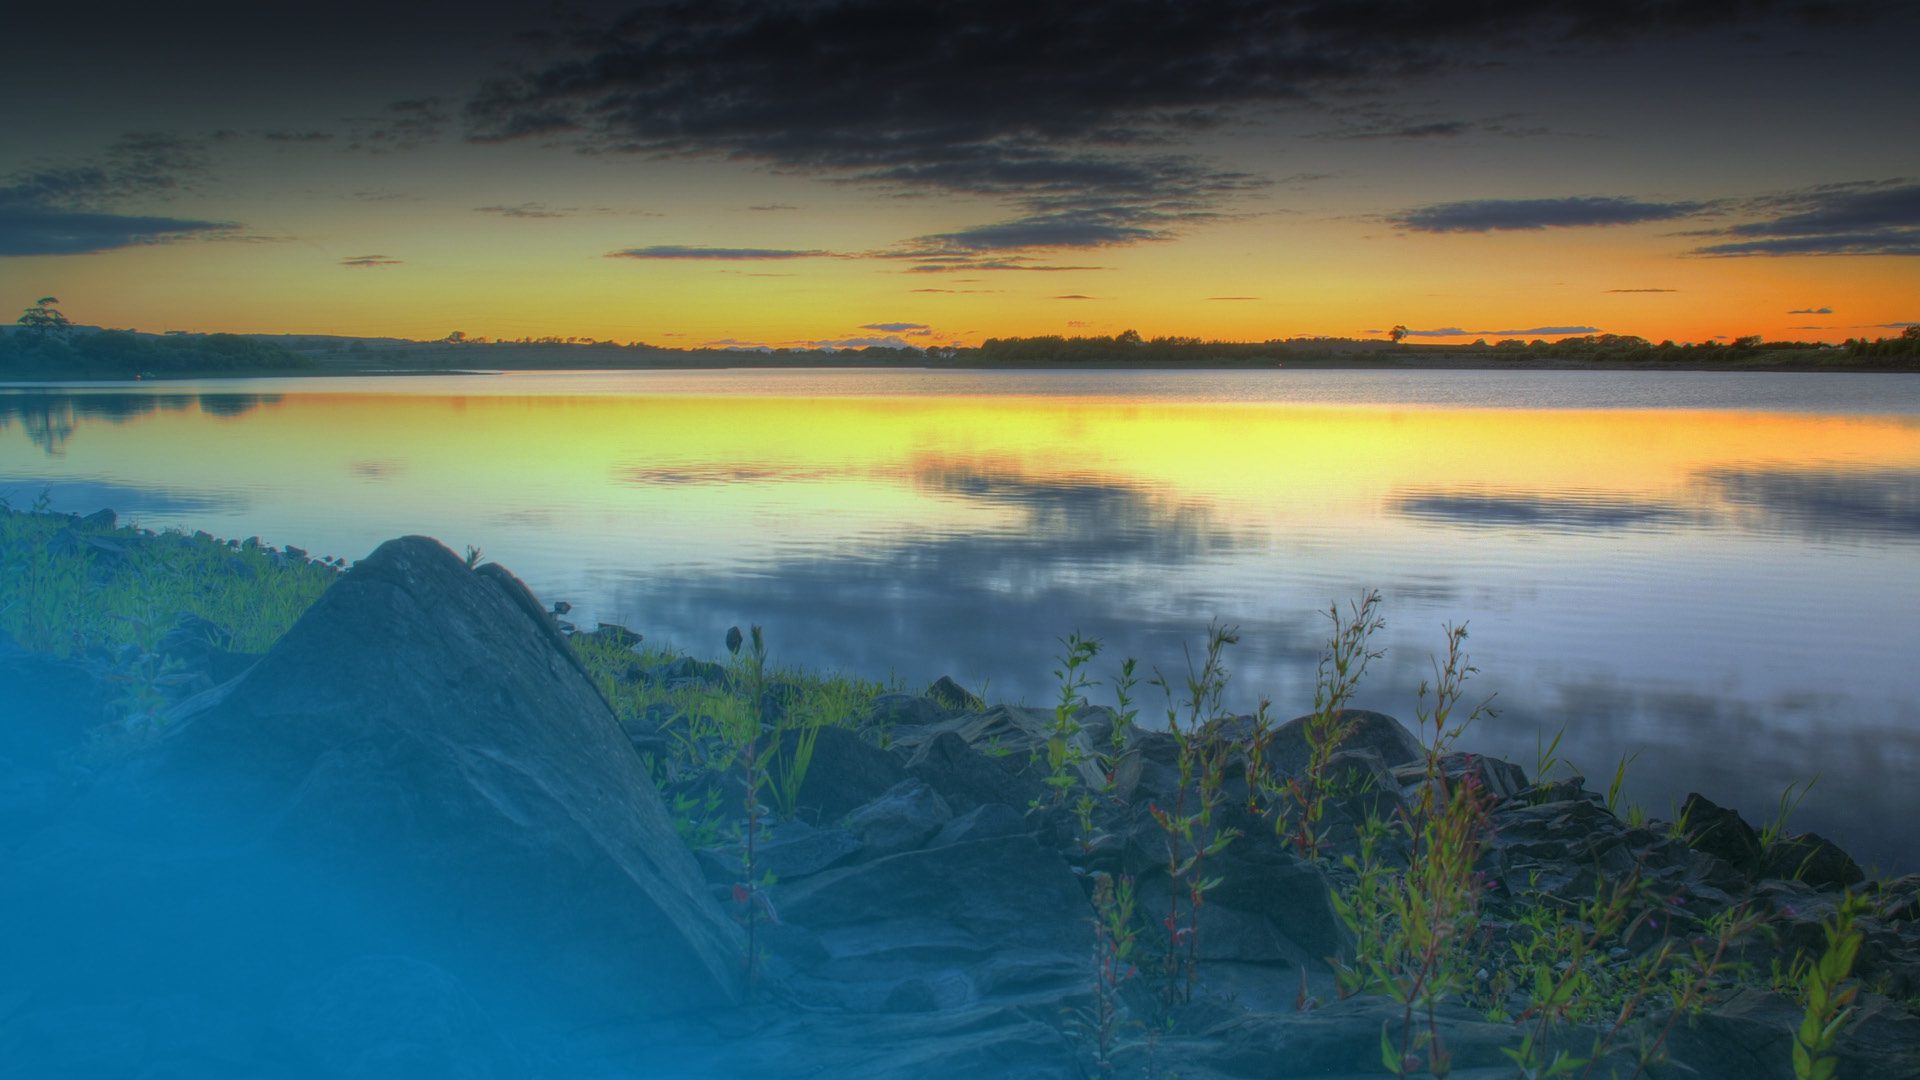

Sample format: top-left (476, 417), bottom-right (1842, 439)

top-left (864, 692), bottom-right (950, 730)
top-left (929, 802), bottom-right (1028, 848)
top-left (904, 729), bottom-right (1047, 813)
top-left (772, 832), bottom-right (1090, 990)
top-left (926, 675), bottom-right (985, 713)
top-left (785, 725), bottom-right (908, 823)
top-left (697, 819), bottom-right (862, 885)
top-left (580, 622), bottom-right (641, 650)
top-left (1681, 791), bottom-right (1765, 879)
top-left (78, 508), bottom-right (116, 530)
top-left (1761, 830), bottom-right (1865, 889)
top-left (653, 655), bottom-right (727, 686)
top-left (1265, 709), bottom-right (1426, 777)
top-left (843, 779), bottom-right (953, 858)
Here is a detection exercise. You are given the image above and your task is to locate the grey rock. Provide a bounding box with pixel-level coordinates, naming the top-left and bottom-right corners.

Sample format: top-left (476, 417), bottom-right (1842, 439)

top-left (786, 725), bottom-right (907, 823)
top-left (930, 802), bottom-right (1028, 848)
top-left (698, 819), bottom-right (862, 885)
top-left (864, 692), bottom-right (949, 730)
top-left (9, 536), bottom-right (744, 1028)
top-left (1265, 709), bottom-right (1426, 777)
top-left (903, 728), bottom-right (1047, 813)
top-left (925, 675), bottom-right (984, 713)
top-left (844, 779), bottom-right (953, 858)
top-left (1762, 830), bottom-right (1865, 889)
top-left (1681, 791), bottom-right (1765, 879)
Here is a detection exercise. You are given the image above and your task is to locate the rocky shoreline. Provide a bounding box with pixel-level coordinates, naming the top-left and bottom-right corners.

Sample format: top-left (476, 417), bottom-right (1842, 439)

top-left (4, 524), bottom-right (1919, 1078)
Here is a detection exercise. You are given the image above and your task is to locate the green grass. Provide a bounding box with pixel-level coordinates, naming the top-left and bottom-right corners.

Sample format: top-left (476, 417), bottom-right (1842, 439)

top-left (0, 506), bottom-right (337, 659)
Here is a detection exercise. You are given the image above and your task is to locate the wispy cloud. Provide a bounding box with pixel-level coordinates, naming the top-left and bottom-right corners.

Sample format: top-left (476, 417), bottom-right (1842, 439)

top-left (810, 335), bottom-right (920, 349)
top-left (476, 202), bottom-right (570, 218)
top-left (1787, 306), bottom-right (1834, 314)
top-left (860, 322), bottom-right (931, 333)
top-left (1206, 295), bottom-right (1260, 301)
top-left (1396, 325), bottom-right (1602, 337)
top-left (1394, 196), bottom-right (1702, 233)
top-left (339, 254), bottom-right (402, 268)
top-left (344, 97), bottom-right (449, 152)
top-left (1053, 294), bottom-right (1098, 300)
top-left (0, 133), bottom-right (233, 256)
top-left (900, 256), bottom-right (1104, 273)
top-left (1307, 106), bottom-right (1552, 142)
top-left (607, 245), bottom-right (832, 260)
top-left (1605, 287), bottom-right (1677, 293)
top-left (1691, 180), bottom-right (1920, 257)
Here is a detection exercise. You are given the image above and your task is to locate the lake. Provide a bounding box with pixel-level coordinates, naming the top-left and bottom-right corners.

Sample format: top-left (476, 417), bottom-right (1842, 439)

top-left (4, 368), bottom-right (1917, 870)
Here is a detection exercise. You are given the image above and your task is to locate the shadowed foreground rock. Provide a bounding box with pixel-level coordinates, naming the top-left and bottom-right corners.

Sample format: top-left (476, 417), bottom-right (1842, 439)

top-left (3, 537), bottom-right (741, 1076)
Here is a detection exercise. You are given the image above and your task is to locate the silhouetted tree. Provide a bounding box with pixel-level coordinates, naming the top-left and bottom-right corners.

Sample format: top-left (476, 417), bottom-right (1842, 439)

top-left (17, 297), bottom-right (71, 338)
top-left (1389, 324), bottom-right (1408, 344)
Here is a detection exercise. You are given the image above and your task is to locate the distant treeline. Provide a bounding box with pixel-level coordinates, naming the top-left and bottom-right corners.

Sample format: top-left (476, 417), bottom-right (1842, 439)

top-left (968, 330), bottom-right (1307, 366)
top-left (1843, 327), bottom-right (1920, 361)
top-left (967, 328), bottom-right (1920, 368)
top-left (1, 327), bottom-right (309, 377)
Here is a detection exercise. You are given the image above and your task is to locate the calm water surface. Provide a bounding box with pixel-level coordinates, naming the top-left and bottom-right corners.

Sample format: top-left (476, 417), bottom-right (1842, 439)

top-left (5, 369), bottom-right (1918, 868)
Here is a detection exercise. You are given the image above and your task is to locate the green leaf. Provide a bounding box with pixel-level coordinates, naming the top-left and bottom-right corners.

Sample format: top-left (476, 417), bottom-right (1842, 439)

top-left (1380, 1025), bottom-right (1404, 1075)
top-left (1793, 1039), bottom-right (1813, 1078)
top-left (1812, 1057), bottom-right (1837, 1080)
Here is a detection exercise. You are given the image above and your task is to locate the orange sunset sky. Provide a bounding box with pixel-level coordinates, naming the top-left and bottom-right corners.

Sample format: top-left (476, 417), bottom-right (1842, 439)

top-left (1, 1), bottom-right (1915, 350)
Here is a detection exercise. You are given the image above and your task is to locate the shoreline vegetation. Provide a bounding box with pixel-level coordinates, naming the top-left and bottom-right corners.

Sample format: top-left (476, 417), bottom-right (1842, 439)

top-left (6, 502), bottom-right (1920, 1077)
top-left (4, 299), bottom-right (1918, 382)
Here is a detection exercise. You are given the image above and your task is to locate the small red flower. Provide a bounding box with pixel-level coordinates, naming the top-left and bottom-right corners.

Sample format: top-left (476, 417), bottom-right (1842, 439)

top-left (731, 883), bottom-right (750, 905)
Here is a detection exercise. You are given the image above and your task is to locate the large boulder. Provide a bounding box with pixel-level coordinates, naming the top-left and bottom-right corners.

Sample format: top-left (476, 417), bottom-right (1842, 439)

top-left (5, 536), bottom-right (741, 1042)
top-left (1265, 709), bottom-right (1426, 777)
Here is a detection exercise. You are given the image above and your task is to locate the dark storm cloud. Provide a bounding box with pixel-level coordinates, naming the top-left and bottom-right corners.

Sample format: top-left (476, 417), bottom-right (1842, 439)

top-left (606, 245), bottom-right (831, 259)
top-left (0, 133), bottom-right (234, 256)
top-left (1394, 196), bottom-right (1703, 233)
top-left (467, 1), bottom-right (1844, 253)
top-left (338, 254), bottom-right (402, 267)
top-left (1692, 180), bottom-right (1920, 256)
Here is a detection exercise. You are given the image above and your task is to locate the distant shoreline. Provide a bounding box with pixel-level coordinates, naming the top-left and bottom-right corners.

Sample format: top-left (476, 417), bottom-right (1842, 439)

top-left (3, 354), bottom-right (1914, 384)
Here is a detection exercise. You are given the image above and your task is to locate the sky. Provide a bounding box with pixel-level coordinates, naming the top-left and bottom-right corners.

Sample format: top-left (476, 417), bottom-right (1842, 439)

top-left (0, 0), bottom-right (1916, 349)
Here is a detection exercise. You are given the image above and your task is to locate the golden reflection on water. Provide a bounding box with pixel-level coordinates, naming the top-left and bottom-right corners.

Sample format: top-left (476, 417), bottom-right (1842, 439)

top-left (10, 389), bottom-right (1916, 541)
top-left (4, 375), bottom-right (1920, 868)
